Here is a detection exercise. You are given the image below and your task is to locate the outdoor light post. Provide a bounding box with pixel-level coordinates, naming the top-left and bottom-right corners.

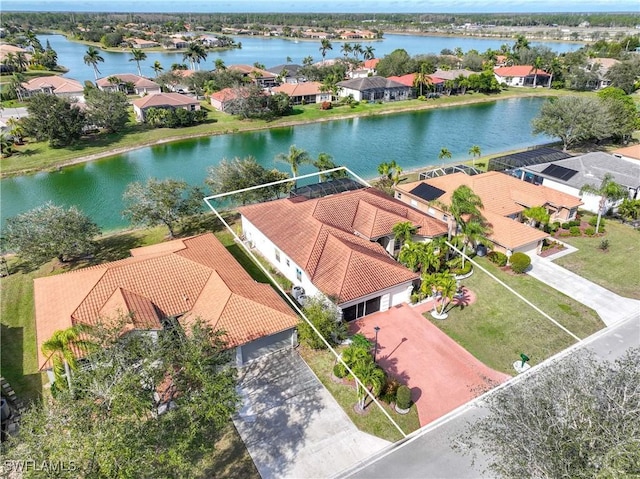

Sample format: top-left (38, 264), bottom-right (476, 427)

top-left (373, 326), bottom-right (381, 363)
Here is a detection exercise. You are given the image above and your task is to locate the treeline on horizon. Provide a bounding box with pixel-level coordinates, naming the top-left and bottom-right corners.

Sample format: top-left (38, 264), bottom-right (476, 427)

top-left (3, 11), bottom-right (640, 30)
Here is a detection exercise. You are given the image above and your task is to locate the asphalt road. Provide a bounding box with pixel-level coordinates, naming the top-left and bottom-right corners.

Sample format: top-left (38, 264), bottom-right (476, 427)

top-left (339, 313), bottom-right (640, 479)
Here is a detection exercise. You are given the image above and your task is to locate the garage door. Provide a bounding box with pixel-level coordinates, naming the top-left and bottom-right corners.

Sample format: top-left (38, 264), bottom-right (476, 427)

top-left (241, 329), bottom-right (294, 364)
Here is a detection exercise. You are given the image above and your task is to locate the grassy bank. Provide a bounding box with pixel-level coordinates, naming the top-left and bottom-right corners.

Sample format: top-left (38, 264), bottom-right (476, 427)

top-left (1, 88), bottom-right (571, 178)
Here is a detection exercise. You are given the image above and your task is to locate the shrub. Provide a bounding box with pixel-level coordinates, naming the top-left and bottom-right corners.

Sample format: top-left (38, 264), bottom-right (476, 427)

top-left (320, 101), bottom-right (332, 110)
top-left (569, 226), bottom-right (581, 236)
top-left (569, 220), bottom-right (581, 227)
top-left (417, 95), bottom-right (427, 101)
top-left (487, 251), bottom-right (508, 266)
top-left (450, 260), bottom-right (473, 276)
top-left (561, 222), bottom-right (571, 229)
top-left (509, 252), bottom-right (531, 274)
top-left (396, 385), bottom-right (412, 409)
top-left (598, 225), bottom-right (605, 233)
top-left (589, 216), bottom-right (605, 228)
top-left (381, 378), bottom-right (401, 404)
top-left (350, 333), bottom-right (372, 350)
top-left (333, 363), bottom-right (347, 378)
top-left (599, 239), bottom-right (610, 251)
top-left (585, 227), bottom-right (595, 236)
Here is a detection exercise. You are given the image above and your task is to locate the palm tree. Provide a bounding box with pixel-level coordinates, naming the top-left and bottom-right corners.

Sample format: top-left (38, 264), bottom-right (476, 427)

top-left (151, 60), bottom-right (163, 77)
top-left (129, 48), bottom-right (147, 76)
top-left (438, 147), bottom-right (452, 166)
top-left (421, 271), bottom-right (457, 319)
top-left (313, 152), bottom-right (345, 181)
top-left (41, 325), bottom-right (94, 392)
top-left (6, 117), bottom-right (25, 144)
top-left (319, 38), bottom-right (333, 63)
top-left (275, 145), bottom-right (312, 185)
top-left (580, 173), bottom-right (627, 234)
top-left (14, 52), bottom-right (28, 73)
top-left (214, 58), bottom-right (226, 71)
top-left (449, 184), bottom-right (484, 238)
top-left (84, 46), bottom-right (104, 80)
top-left (459, 219), bottom-right (488, 268)
top-left (352, 43), bottom-right (363, 61)
top-left (341, 42), bottom-right (353, 60)
top-left (303, 55), bottom-right (314, 67)
top-left (363, 46), bottom-right (375, 61)
top-left (352, 360), bottom-right (386, 410)
top-left (183, 42), bottom-right (207, 70)
top-left (393, 221), bottom-right (417, 248)
top-left (468, 145), bottom-right (481, 168)
top-left (530, 56), bottom-right (544, 87)
top-left (413, 63), bottom-right (431, 97)
top-left (0, 131), bottom-right (14, 158)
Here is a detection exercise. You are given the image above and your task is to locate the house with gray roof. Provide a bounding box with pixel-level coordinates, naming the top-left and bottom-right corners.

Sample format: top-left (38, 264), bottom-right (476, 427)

top-left (267, 64), bottom-right (305, 84)
top-left (336, 76), bottom-right (412, 102)
top-left (519, 152), bottom-right (640, 214)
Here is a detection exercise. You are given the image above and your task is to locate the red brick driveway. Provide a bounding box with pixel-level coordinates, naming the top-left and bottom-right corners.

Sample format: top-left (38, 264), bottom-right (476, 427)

top-left (350, 298), bottom-right (510, 427)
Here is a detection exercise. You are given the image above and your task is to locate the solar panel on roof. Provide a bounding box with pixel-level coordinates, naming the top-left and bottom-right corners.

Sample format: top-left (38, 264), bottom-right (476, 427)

top-left (409, 183), bottom-right (446, 201)
top-left (289, 178), bottom-right (365, 199)
top-left (540, 164), bottom-right (578, 181)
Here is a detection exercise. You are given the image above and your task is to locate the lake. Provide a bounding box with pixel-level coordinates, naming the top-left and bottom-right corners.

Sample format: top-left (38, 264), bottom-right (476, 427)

top-left (42, 33), bottom-right (581, 85)
top-left (1, 97), bottom-right (551, 231)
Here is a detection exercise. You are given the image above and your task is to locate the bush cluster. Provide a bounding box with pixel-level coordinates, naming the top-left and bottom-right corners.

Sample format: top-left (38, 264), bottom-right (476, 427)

top-left (561, 219), bottom-right (582, 229)
top-left (320, 101), bottom-right (332, 110)
top-left (396, 385), bottom-right (412, 409)
top-left (585, 227), bottom-right (596, 236)
top-left (487, 251), bottom-right (508, 266)
top-left (569, 226), bottom-right (581, 236)
top-left (509, 252), bottom-right (531, 274)
top-left (380, 378), bottom-right (401, 404)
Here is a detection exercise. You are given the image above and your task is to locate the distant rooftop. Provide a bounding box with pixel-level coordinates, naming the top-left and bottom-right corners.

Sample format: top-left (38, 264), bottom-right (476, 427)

top-left (488, 147), bottom-right (572, 172)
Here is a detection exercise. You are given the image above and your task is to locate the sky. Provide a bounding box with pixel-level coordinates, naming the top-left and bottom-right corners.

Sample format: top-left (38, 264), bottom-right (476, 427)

top-left (2, 0), bottom-right (639, 13)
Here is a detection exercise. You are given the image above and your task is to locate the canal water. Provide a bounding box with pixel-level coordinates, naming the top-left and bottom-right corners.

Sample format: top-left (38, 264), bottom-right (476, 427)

top-left (2, 97), bottom-right (551, 230)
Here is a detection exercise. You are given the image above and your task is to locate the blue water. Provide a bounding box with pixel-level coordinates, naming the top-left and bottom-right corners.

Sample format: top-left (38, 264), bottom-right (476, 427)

top-left (42, 33), bottom-right (581, 84)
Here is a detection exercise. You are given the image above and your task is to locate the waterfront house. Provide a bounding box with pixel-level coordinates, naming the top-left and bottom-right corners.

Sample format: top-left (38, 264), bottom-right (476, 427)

top-left (210, 87), bottom-right (254, 112)
top-left (130, 38), bottom-right (160, 49)
top-left (227, 64), bottom-right (278, 88)
top-left (267, 64), bottom-right (306, 84)
top-left (270, 81), bottom-right (331, 104)
top-left (132, 92), bottom-right (200, 121)
top-left (96, 73), bottom-right (161, 96)
top-left (238, 186), bottom-right (447, 321)
top-left (336, 76), bottom-right (412, 102)
top-left (395, 172), bottom-right (582, 255)
top-left (34, 233), bottom-right (299, 386)
top-left (19, 76), bottom-right (85, 102)
top-left (494, 65), bottom-right (551, 87)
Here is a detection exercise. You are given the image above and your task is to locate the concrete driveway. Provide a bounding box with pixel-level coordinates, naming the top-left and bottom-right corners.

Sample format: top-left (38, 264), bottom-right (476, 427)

top-left (234, 348), bottom-right (390, 479)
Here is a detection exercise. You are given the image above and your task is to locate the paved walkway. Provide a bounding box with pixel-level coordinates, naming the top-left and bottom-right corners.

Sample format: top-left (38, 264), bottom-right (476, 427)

top-left (350, 302), bottom-right (510, 427)
top-left (527, 254), bottom-right (640, 327)
top-left (234, 349), bottom-right (389, 479)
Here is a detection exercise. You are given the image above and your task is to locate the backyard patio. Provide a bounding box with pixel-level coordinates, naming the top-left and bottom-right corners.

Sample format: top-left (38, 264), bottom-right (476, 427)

top-left (349, 294), bottom-right (511, 427)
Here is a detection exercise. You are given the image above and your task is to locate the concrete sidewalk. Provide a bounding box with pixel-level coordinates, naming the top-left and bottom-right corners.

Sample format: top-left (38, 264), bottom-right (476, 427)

top-left (527, 255), bottom-right (640, 327)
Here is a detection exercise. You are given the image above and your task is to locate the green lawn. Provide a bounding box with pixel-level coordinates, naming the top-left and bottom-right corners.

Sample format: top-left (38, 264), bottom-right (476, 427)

top-left (429, 256), bottom-right (605, 375)
top-left (300, 345), bottom-right (420, 442)
top-left (554, 215), bottom-right (640, 299)
top-left (2, 88), bottom-right (570, 178)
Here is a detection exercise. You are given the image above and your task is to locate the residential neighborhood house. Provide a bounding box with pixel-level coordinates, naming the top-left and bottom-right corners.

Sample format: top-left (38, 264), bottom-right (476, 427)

top-left (34, 233), bottom-right (299, 387)
top-left (19, 76), bottom-right (85, 102)
top-left (270, 81), bottom-right (331, 105)
top-left (96, 73), bottom-right (162, 96)
top-left (518, 152), bottom-right (640, 214)
top-left (336, 76), bottom-right (412, 102)
top-left (132, 92), bottom-right (201, 121)
top-left (493, 65), bottom-right (552, 87)
top-left (227, 64), bottom-right (279, 88)
top-left (395, 171), bottom-right (583, 255)
top-left (238, 186), bottom-right (448, 321)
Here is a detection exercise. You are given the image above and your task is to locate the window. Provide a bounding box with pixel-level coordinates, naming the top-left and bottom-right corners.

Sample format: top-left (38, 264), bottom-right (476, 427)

top-left (296, 268), bottom-right (302, 282)
top-left (397, 193), bottom-right (402, 199)
top-left (410, 199), bottom-right (417, 207)
top-left (286, 259), bottom-right (290, 267)
top-left (275, 249), bottom-right (280, 262)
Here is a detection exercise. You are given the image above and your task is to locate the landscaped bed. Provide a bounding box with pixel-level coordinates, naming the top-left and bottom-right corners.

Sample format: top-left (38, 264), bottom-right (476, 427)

top-left (299, 345), bottom-right (421, 443)
top-left (428, 256), bottom-right (605, 375)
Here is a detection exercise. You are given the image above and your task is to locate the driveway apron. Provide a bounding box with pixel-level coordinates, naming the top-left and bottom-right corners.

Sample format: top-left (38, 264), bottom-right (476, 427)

top-left (234, 348), bottom-right (390, 479)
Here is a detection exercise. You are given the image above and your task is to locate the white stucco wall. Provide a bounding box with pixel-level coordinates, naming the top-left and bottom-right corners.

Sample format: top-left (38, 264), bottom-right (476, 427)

top-left (337, 86), bottom-right (363, 101)
top-left (338, 281), bottom-right (413, 312)
top-left (539, 179), bottom-right (600, 214)
top-left (241, 216), bottom-right (320, 298)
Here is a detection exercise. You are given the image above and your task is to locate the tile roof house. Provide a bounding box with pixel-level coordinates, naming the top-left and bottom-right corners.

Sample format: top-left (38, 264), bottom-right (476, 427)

top-left (130, 38), bottom-right (160, 48)
top-left (238, 187), bottom-right (447, 322)
top-left (587, 58), bottom-right (621, 89)
top-left (227, 64), bottom-right (278, 88)
top-left (19, 76), bottom-right (85, 102)
top-left (494, 65), bottom-right (551, 87)
top-left (266, 64), bottom-right (306, 84)
top-left (270, 81), bottom-right (331, 104)
top-left (34, 233), bottom-right (298, 376)
top-left (395, 172), bottom-right (583, 255)
top-left (209, 87), bottom-right (255, 112)
top-left (387, 73), bottom-right (445, 94)
top-left (96, 73), bottom-right (161, 96)
top-left (132, 92), bottom-right (200, 121)
top-left (520, 152), bottom-right (640, 214)
top-left (336, 76), bottom-right (412, 102)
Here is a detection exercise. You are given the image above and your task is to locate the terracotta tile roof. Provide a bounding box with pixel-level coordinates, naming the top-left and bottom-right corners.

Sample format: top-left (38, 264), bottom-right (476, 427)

top-left (22, 76), bottom-right (84, 94)
top-left (132, 92), bottom-right (199, 108)
top-left (96, 73), bottom-right (160, 89)
top-left (612, 144), bottom-right (640, 162)
top-left (239, 189), bottom-right (447, 303)
top-left (387, 73), bottom-right (445, 87)
top-left (482, 210), bottom-right (548, 250)
top-left (363, 58), bottom-right (380, 69)
top-left (34, 234), bottom-right (297, 370)
top-left (396, 172), bottom-right (582, 249)
top-left (228, 64), bottom-right (277, 78)
top-left (494, 66), bottom-right (549, 77)
top-left (271, 81), bottom-right (323, 97)
top-left (210, 87), bottom-right (250, 102)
